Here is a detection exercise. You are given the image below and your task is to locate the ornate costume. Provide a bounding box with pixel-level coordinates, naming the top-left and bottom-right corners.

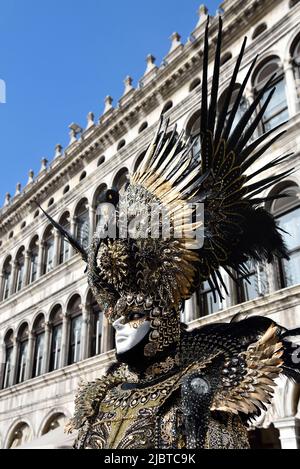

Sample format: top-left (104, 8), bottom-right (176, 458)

top-left (40, 17), bottom-right (300, 449)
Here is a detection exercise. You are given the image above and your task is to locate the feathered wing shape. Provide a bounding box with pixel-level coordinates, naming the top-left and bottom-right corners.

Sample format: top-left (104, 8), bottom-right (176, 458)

top-left (209, 319), bottom-right (300, 416)
top-left (132, 16), bottom-right (293, 301)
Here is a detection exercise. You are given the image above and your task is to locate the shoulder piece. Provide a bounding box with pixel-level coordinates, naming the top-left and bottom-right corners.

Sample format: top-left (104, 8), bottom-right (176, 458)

top-left (65, 364), bottom-right (132, 433)
top-left (211, 325), bottom-right (283, 415)
top-left (182, 316), bottom-right (300, 418)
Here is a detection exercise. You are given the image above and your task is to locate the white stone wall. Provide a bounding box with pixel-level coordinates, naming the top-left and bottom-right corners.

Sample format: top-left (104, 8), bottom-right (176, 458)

top-left (0, 0), bottom-right (300, 449)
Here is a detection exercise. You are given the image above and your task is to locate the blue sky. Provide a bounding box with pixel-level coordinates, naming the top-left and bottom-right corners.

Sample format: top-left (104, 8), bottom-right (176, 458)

top-left (0, 0), bottom-right (220, 201)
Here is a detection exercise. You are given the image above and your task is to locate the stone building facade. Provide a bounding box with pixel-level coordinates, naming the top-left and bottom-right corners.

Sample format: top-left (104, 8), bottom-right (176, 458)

top-left (0, 0), bottom-right (300, 449)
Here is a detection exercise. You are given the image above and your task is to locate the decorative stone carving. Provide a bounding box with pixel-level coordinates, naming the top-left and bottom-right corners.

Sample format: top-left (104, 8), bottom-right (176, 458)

top-left (39, 158), bottom-right (48, 174)
top-left (103, 96), bottom-right (113, 114)
top-left (86, 112), bottom-right (95, 130)
top-left (54, 144), bottom-right (63, 160)
top-left (27, 170), bottom-right (34, 185)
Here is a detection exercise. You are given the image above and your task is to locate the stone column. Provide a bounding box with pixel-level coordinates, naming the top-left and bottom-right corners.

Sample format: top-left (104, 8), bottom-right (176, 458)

top-left (23, 251), bottom-right (31, 287)
top-left (80, 305), bottom-right (89, 361)
top-left (219, 268), bottom-right (234, 309)
top-left (37, 240), bottom-right (45, 278)
top-left (25, 332), bottom-right (35, 380)
top-left (60, 314), bottom-right (69, 368)
top-left (9, 261), bottom-right (17, 296)
top-left (42, 322), bottom-right (51, 374)
top-left (266, 263), bottom-right (277, 294)
top-left (101, 316), bottom-right (114, 353)
top-left (0, 343), bottom-right (5, 388)
top-left (284, 59), bottom-right (298, 117)
top-left (10, 337), bottom-right (18, 386)
top-left (274, 417), bottom-right (300, 449)
top-left (0, 273), bottom-right (4, 301)
top-left (184, 294), bottom-right (196, 323)
top-left (227, 277), bottom-right (238, 308)
top-left (53, 229), bottom-right (61, 268)
top-left (89, 208), bottom-right (96, 240)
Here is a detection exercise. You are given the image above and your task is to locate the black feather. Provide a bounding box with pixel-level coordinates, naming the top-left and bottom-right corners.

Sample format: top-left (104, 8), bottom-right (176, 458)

top-left (34, 202), bottom-right (88, 262)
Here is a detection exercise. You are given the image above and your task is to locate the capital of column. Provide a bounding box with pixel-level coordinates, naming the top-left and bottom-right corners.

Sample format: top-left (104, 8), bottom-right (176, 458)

top-left (79, 303), bottom-right (89, 317)
top-left (273, 417), bottom-right (300, 449)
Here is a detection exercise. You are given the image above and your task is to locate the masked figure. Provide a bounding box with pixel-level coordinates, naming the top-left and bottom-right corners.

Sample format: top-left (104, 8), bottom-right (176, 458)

top-left (40, 18), bottom-right (300, 449)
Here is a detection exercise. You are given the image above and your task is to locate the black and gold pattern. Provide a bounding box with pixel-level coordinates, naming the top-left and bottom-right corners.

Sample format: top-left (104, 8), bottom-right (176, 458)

top-left (69, 317), bottom-right (298, 449)
top-left (39, 16), bottom-right (300, 450)
top-left (69, 316), bottom-right (300, 449)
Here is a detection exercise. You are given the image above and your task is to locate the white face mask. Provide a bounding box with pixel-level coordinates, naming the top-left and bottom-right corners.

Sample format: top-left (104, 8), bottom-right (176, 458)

top-left (113, 314), bottom-right (151, 354)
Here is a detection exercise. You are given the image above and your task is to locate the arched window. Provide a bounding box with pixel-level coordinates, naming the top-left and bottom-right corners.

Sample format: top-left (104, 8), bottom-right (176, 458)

top-left (28, 236), bottom-right (39, 284)
top-left (63, 185), bottom-right (70, 195)
top-left (236, 261), bottom-right (268, 303)
top-left (16, 323), bottom-right (29, 384)
top-left (48, 198), bottom-right (54, 207)
top-left (20, 221), bottom-right (26, 230)
top-left (2, 256), bottom-right (12, 300)
top-left (15, 247), bottom-right (25, 293)
top-left (253, 57), bottom-right (288, 132)
top-left (67, 295), bottom-right (82, 365)
top-left (113, 168), bottom-right (129, 195)
top-left (59, 212), bottom-right (70, 264)
top-left (252, 23), bottom-right (267, 40)
top-left (272, 185), bottom-right (300, 288)
top-left (75, 199), bottom-right (90, 249)
top-left (41, 413), bottom-right (67, 435)
top-left (97, 155), bottom-right (105, 167)
top-left (42, 226), bottom-right (55, 275)
top-left (49, 305), bottom-right (63, 372)
top-left (138, 122), bottom-right (148, 134)
top-left (32, 314), bottom-right (45, 378)
top-left (79, 171), bottom-right (87, 181)
top-left (220, 52), bottom-right (232, 66)
top-left (7, 422), bottom-right (32, 449)
top-left (189, 78), bottom-right (201, 92)
top-left (186, 111), bottom-right (201, 163)
top-left (8, 231), bottom-right (14, 240)
top-left (88, 292), bottom-right (103, 357)
top-left (289, 0), bottom-right (300, 8)
top-left (34, 209), bottom-right (39, 219)
top-left (117, 139), bottom-right (126, 151)
top-left (291, 35), bottom-right (300, 99)
top-left (162, 101), bottom-right (173, 114)
top-left (196, 281), bottom-right (223, 317)
top-left (2, 330), bottom-right (14, 389)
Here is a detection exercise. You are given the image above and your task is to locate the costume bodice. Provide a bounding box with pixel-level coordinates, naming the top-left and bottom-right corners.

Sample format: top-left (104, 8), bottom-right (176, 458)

top-left (73, 365), bottom-right (249, 449)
